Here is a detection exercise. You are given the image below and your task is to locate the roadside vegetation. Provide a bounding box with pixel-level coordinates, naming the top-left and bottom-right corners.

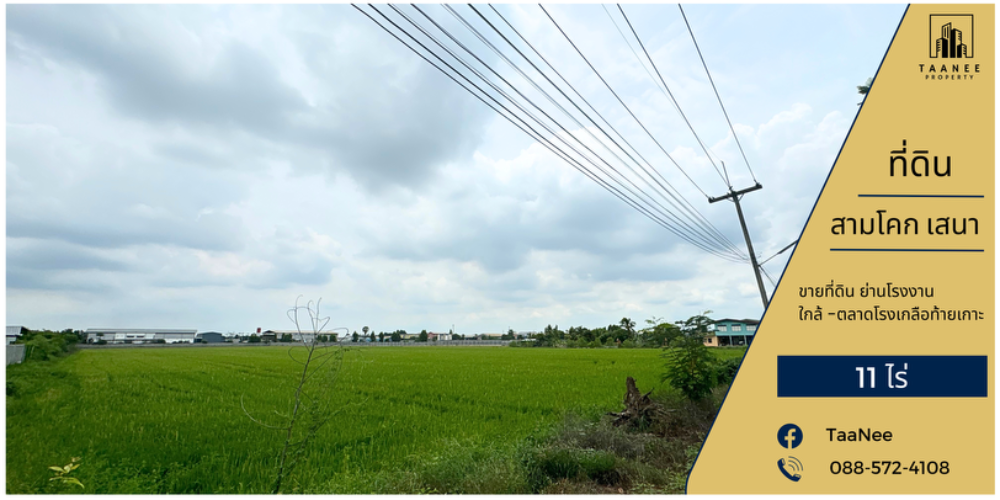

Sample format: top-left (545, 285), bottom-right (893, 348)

top-left (10, 329), bottom-right (82, 362)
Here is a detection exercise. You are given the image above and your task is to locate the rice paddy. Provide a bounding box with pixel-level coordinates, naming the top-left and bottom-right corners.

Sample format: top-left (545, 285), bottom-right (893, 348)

top-left (7, 346), bottom-right (691, 493)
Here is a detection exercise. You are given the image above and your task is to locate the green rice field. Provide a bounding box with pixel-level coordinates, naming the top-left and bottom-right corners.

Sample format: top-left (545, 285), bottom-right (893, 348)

top-left (8, 346), bottom-right (716, 493)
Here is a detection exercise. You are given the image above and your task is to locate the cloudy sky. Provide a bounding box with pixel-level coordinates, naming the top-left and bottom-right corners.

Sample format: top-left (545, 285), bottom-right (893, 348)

top-left (6, 4), bottom-right (906, 335)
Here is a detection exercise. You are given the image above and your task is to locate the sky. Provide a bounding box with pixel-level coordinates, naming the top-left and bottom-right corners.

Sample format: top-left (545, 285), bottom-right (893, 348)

top-left (6, 3), bottom-right (907, 335)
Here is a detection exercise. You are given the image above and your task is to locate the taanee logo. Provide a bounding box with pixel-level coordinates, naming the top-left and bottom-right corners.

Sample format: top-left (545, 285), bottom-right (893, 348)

top-left (918, 14), bottom-right (981, 81)
top-left (930, 14), bottom-right (973, 58)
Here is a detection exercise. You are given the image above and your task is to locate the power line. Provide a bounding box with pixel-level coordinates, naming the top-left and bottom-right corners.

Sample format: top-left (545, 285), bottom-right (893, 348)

top-left (351, 6), bottom-right (692, 257)
top-left (616, 4), bottom-right (730, 187)
top-left (761, 265), bottom-right (776, 287)
top-left (603, 5), bottom-right (727, 175)
top-left (759, 239), bottom-right (798, 266)
top-left (529, 4), bottom-right (744, 257)
top-left (419, 4), bottom-right (744, 259)
top-left (465, 4), bottom-right (743, 258)
top-left (448, 5), bottom-right (695, 237)
top-left (492, 4), bottom-right (736, 253)
top-left (398, 4), bottom-right (745, 262)
top-left (360, 4), bottom-right (746, 262)
top-left (602, 5), bottom-right (664, 95)
top-left (539, 5), bottom-right (711, 198)
top-left (678, 4), bottom-right (758, 183)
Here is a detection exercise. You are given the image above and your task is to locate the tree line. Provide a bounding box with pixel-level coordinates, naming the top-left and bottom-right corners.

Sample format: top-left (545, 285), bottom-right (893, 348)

top-left (510, 313), bottom-right (713, 349)
top-left (345, 328), bottom-right (505, 343)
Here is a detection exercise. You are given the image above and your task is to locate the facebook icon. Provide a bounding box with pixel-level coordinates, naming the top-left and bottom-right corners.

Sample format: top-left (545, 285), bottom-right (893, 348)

top-left (778, 423), bottom-right (803, 449)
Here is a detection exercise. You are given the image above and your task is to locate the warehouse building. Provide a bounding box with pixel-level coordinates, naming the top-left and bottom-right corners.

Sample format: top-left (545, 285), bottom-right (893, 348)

top-left (86, 328), bottom-right (197, 344)
top-left (196, 331), bottom-right (225, 343)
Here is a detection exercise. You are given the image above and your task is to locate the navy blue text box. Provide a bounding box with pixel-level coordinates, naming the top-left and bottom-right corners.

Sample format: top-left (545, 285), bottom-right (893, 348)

top-left (777, 355), bottom-right (988, 397)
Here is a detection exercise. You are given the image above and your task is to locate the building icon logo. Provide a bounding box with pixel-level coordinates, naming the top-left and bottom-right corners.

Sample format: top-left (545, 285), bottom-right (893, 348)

top-left (930, 15), bottom-right (973, 58)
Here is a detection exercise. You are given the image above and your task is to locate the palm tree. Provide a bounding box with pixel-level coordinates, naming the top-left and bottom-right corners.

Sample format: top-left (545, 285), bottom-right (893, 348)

top-left (620, 317), bottom-right (636, 341)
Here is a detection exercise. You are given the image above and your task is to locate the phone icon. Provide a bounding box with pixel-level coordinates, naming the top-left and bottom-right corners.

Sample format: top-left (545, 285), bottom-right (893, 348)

top-left (778, 457), bottom-right (802, 482)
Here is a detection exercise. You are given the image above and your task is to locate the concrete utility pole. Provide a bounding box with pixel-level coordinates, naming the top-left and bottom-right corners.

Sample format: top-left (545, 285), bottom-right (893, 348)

top-left (709, 181), bottom-right (768, 309)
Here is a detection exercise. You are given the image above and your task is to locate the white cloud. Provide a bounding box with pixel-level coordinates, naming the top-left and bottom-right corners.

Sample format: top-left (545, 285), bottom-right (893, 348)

top-left (6, 4), bottom-right (906, 332)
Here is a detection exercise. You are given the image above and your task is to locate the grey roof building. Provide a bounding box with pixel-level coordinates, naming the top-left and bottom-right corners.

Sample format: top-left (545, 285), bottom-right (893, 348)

top-left (196, 331), bottom-right (225, 343)
top-left (6, 326), bottom-right (26, 345)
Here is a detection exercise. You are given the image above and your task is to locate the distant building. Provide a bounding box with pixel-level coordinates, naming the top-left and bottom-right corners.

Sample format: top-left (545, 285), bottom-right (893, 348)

top-left (86, 328), bottom-right (197, 344)
top-left (708, 319), bottom-right (759, 347)
top-left (6, 326), bottom-right (26, 345)
top-left (704, 334), bottom-right (720, 347)
top-left (262, 330), bottom-right (339, 343)
top-left (197, 331), bottom-right (225, 343)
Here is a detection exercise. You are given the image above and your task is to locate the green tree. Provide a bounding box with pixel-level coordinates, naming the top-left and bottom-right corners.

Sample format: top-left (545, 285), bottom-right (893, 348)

top-left (605, 324), bottom-right (628, 344)
top-left (662, 334), bottom-right (717, 402)
top-left (378, 332), bottom-right (385, 342)
top-left (857, 77), bottom-right (873, 105)
top-left (620, 317), bottom-right (636, 341)
top-left (249, 334), bottom-right (261, 343)
top-left (644, 317), bottom-right (682, 347)
top-left (390, 331), bottom-right (402, 342)
top-left (24, 335), bottom-right (62, 361)
top-left (714, 356), bottom-right (742, 386)
top-left (662, 311), bottom-right (719, 402)
top-left (540, 324), bottom-right (565, 345)
top-left (567, 326), bottom-right (592, 342)
top-left (675, 310), bottom-right (714, 338)
top-left (351, 332), bottom-right (359, 342)
top-left (19, 329), bottom-right (77, 361)
top-left (418, 330), bottom-right (429, 342)
top-left (280, 333), bottom-right (294, 343)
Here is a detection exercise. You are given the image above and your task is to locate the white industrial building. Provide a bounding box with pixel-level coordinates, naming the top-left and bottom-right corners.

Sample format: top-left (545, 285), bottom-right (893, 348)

top-left (86, 328), bottom-right (197, 344)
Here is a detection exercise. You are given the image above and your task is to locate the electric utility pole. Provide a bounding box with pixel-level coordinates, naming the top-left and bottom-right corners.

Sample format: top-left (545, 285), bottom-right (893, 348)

top-left (709, 181), bottom-right (768, 309)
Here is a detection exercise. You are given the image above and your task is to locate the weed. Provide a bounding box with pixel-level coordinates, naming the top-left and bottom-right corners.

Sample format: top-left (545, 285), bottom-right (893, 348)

top-left (48, 457), bottom-right (84, 491)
